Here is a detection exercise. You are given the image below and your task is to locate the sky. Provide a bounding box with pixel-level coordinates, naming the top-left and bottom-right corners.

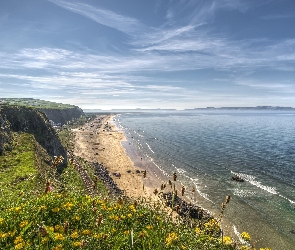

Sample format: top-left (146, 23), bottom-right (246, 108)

top-left (0, 0), bottom-right (295, 110)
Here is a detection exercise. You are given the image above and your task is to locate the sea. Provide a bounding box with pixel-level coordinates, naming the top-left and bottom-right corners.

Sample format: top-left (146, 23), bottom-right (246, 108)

top-left (114, 110), bottom-right (295, 250)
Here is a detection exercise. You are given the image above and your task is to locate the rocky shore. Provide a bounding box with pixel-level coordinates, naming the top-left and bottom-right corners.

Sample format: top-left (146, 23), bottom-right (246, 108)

top-left (91, 161), bottom-right (124, 196)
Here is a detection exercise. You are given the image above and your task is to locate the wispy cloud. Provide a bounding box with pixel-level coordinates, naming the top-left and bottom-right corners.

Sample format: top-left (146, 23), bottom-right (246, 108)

top-left (236, 80), bottom-right (295, 93)
top-left (261, 14), bottom-right (294, 20)
top-left (47, 0), bottom-right (145, 35)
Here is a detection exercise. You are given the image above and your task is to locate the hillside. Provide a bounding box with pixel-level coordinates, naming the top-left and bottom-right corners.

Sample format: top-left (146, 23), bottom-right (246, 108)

top-left (0, 98), bottom-right (85, 125)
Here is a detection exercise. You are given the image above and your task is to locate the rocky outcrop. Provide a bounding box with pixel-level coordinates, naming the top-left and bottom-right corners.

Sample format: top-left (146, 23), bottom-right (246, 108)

top-left (0, 115), bottom-right (11, 156)
top-left (41, 106), bottom-right (85, 125)
top-left (0, 105), bottom-right (67, 168)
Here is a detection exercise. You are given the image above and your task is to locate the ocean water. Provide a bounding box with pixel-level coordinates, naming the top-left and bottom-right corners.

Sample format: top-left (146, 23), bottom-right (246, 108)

top-left (114, 110), bottom-right (295, 249)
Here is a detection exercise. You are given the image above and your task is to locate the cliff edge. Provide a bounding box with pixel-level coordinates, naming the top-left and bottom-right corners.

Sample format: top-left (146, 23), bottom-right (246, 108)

top-left (0, 105), bottom-right (67, 168)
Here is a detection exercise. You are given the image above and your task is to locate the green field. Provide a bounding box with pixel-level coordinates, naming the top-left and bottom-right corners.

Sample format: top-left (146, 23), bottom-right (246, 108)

top-left (0, 98), bottom-right (74, 109)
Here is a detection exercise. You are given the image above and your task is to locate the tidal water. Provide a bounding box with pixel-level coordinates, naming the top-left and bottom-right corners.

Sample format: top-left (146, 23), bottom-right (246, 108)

top-left (114, 110), bottom-right (295, 249)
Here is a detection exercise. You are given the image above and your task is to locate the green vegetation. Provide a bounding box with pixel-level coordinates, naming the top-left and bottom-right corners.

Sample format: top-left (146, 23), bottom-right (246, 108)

top-left (0, 121), bottom-right (270, 249)
top-left (0, 98), bottom-right (74, 109)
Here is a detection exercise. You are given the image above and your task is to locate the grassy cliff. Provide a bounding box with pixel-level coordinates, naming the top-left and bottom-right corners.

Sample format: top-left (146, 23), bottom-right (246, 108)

top-left (0, 98), bottom-right (85, 125)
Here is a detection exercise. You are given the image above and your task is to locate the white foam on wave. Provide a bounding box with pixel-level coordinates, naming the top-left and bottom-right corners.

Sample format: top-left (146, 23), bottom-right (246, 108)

top-left (231, 171), bottom-right (277, 195)
top-left (189, 177), bottom-right (214, 203)
top-left (133, 130), bottom-right (144, 137)
top-left (174, 166), bottom-right (187, 174)
top-left (145, 143), bottom-right (155, 153)
top-left (148, 157), bottom-right (169, 177)
top-left (278, 194), bottom-right (295, 207)
top-left (233, 188), bottom-right (256, 197)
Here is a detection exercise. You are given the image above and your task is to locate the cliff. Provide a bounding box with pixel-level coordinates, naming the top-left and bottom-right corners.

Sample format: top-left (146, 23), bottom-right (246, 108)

top-left (0, 114), bottom-right (12, 156)
top-left (0, 98), bottom-right (85, 125)
top-left (41, 106), bottom-right (85, 125)
top-left (0, 105), bottom-right (67, 168)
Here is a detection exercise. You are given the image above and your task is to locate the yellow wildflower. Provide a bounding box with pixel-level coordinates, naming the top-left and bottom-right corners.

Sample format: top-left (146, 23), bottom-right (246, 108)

top-left (204, 219), bottom-right (220, 234)
top-left (14, 242), bottom-right (25, 250)
top-left (39, 205), bottom-right (47, 210)
top-left (120, 215), bottom-right (126, 219)
top-left (93, 233), bottom-right (103, 239)
top-left (138, 230), bottom-right (148, 238)
top-left (71, 231), bottom-right (79, 239)
top-left (0, 218), bottom-right (4, 224)
top-left (82, 229), bottom-right (91, 235)
top-left (124, 230), bottom-right (130, 235)
top-left (146, 225), bottom-right (153, 230)
top-left (54, 233), bottom-right (65, 241)
top-left (52, 207), bottom-right (60, 213)
top-left (129, 204), bottom-right (136, 212)
top-left (109, 215), bottom-right (119, 221)
top-left (239, 246), bottom-right (250, 250)
top-left (221, 236), bottom-right (232, 245)
top-left (1, 233), bottom-right (8, 239)
top-left (195, 227), bottom-right (201, 234)
top-left (73, 241), bottom-right (82, 247)
top-left (54, 225), bottom-right (64, 233)
top-left (165, 232), bottom-right (178, 246)
top-left (74, 215), bottom-right (80, 221)
top-left (240, 231), bottom-right (251, 242)
top-left (41, 237), bottom-right (49, 244)
top-left (8, 231), bottom-right (16, 237)
top-left (14, 236), bottom-right (24, 244)
top-left (181, 246), bottom-right (187, 250)
top-left (113, 204), bottom-right (122, 210)
top-left (127, 213), bottom-right (132, 218)
top-left (19, 220), bottom-right (28, 228)
top-left (53, 244), bottom-right (63, 250)
top-left (62, 202), bottom-right (74, 210)
top-left (14, 206), bottom-right (22, 213)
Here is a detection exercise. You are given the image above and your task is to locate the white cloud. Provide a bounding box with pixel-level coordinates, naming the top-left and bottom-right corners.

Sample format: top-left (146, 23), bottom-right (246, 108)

top-left (48, 0), bottom-right (145, 35)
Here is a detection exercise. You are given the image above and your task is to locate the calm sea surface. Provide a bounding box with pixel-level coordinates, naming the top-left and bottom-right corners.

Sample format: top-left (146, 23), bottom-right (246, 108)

top-left (115, 110), bottom-right (295, 249)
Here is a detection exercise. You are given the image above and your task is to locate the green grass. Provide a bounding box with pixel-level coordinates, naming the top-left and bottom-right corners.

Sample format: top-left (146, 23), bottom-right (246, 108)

top-left (0, 98), bottom-right (74, 109)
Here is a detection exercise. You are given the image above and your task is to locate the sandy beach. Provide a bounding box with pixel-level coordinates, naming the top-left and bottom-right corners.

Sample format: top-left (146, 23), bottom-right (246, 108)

top-left (72, 114), bottom-right (164, 198)
top-left (72, 114), bottom-right (209, 200)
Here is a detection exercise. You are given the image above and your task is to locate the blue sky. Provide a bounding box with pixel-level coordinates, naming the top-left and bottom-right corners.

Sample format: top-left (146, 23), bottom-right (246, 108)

top-left (0, 0), bottom-right (295, 110)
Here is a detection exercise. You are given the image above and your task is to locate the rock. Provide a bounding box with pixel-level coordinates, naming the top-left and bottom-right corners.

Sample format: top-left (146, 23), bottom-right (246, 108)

top-left (0, 105), bottom-right (67, 169)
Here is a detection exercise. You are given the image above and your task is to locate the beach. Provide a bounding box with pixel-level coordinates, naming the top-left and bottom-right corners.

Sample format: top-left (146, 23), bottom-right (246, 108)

top-left (72, 114), bottom-right (167, 198)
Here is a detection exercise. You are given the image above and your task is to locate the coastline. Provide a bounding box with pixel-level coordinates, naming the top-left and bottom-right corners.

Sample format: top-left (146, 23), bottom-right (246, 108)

top-left (72, 114), bottom-right (211, 200)
top-left (72, 114), bottom-right (236, 230)
top-left (72, 114), bottom-right (288, 248)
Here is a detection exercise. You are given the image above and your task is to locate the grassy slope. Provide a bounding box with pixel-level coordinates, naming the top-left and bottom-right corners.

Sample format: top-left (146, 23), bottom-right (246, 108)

top-left (0, 98), bottom-right (73, 109)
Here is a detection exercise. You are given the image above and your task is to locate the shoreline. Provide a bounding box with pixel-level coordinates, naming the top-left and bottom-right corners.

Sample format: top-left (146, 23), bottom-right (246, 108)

top-left (71, 114), bottom-right (247, 245)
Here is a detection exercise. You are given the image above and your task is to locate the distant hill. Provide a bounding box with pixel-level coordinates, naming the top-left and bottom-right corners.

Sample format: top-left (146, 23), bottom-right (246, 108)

top-left (0, 98), bottom-right (73, 109)
top-left (0, 98), bottom-right (85, 125)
